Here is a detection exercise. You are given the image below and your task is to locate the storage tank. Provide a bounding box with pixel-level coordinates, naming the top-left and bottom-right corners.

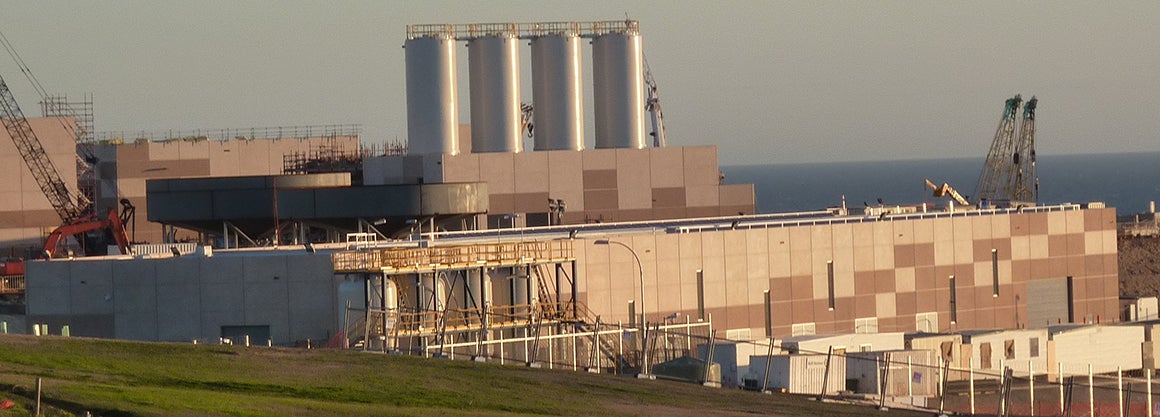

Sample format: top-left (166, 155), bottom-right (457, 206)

top-left (592, 30), bottom-right (645, 149)
top-left (404, 34), bottom-right (459, 155)
top-left (468, 34), bottom-right (522, 153)
top-left (530, 33), bottom-right (584, 151)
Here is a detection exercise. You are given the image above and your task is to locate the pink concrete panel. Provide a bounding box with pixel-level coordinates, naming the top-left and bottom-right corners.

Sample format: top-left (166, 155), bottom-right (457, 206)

top-left (208, 140), bottom-right (241, 176)
top-left (1029, 213), bottom-right (1049, 235)
top-left (177, 139), bottom-right (211, 160)
top-left (615, 149), bottom-right (652, 210)
top-left (1065, 210), bottom-right (1085, 234)
top-left (873, 270), bottom-right (895, 293)
top-left (719, 184), bottom-right (755, 207)
top-left (684, 185), bottom-right (719, 208)
top-left (651, 207), bottom-right (687, 220)
top-left (513, 152), bottom-right (549, 194)
top-left (685, 207), bottom-right (720, 218)
top-left (546, 151), bottom-right (584, 211)
top-left (934, 241), bottom-right (954, 266)
top-left (1047, 211), bottom-right (1067, 235)
top-left (443, 153), bottom-right (480, 183)
top-left (893, 219), bottom-right (915, 245)
top-left (148, 141), bottom-right (181, 161)
top-left (0, 155), bottom-right (23, 193)
top-left (648, 147), bottom-right (684, 188)
top-left (235, 139), bottom-right (272, 175)
top-left (914, 219), bottom-right (935, 244)
top-left (476, 152), bottom-right (515, 194)
top-left (933, 218), bottom-right (954, 243)
top-left (682, 146), bottom-right (719, 187)
top-left (0, 192), bottom-right (21, 212)
top-left (581, 148), bottom-right (616, 170)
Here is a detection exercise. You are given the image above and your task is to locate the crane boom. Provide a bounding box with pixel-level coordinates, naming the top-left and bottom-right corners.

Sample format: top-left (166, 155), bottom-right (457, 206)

top-left (0, 73), bottom-right (84, 222)
top-left (1012, 96), bottom-right (1037, 202)
top-left (975, 95), bottom-right (1023, 203)
top-left (643, 58), bottom-right (666, 147)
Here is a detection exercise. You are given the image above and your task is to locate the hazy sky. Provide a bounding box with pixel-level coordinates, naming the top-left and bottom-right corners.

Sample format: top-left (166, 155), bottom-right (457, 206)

top-left (2, 1), bottom-right (1158, 165)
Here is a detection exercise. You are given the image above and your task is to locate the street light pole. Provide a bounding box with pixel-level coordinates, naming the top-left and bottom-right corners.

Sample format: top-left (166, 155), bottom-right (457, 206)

top-left (594, 238), bottom-right (652, 379)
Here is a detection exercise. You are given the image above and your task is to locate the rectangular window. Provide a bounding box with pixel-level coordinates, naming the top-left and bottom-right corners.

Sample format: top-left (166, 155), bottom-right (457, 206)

top-left (792, 322), bottom-right (816, 337)
top-left (826, 260), bottom-right (835, 311)
top-left (1004, 339), bottom-right (1016, 359)
top-left (980, 343), bottom-right (992, 369)
top-left (916, 312), bottom-right (938, 333)
top-left (1029, 337), bottom-right (1040, 358)
top-left (991, 249), bottom-right (1000, 297)
top-left (855, 317), bottom-right (879, 334)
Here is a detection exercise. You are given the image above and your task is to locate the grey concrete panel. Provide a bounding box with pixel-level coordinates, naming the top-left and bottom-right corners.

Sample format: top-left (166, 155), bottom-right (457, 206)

top-left (28, 314), bottom-right (113, 338)
top-left (200, 309), bottom-right (245, 340)
top-left (156, 283), bottom-right (202, 341)
top-left (201, 257), bottom-right (244, 284)
top-left (287, 280), bottom-right (337, 343)
top-left (200, 282), bottom-right (244, 313)
top-left (25, 261), bottom-right (73, 316)
top-left (155, 257), bottom-right (201, 286)
top-left (1027, 277), bottom-right (1069, 328)
top-left (243, 281), bottom-right (290, 343)
top-left (243, 256), bottom-right (289, 284)
top-left (286, 254), bottom-right (333, 283)
top-left (114, 311), bottom-right (159, 341)
top-left (69, 262), bottom-right (114, 316)
top-left (113, 272), bottom-right (158, 315)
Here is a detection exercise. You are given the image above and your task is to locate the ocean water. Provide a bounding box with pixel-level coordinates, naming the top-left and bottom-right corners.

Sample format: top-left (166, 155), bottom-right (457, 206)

top-left (722, 152), bottom-right (1160, 216)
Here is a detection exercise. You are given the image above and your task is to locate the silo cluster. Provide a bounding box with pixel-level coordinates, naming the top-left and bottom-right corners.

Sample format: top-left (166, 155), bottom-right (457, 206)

top-left (404, 21), bottom-right (647, 155)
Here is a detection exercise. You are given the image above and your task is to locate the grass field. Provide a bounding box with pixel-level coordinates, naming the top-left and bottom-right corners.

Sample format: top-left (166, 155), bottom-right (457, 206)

top-left (0, 334), bottom-right (928, 417)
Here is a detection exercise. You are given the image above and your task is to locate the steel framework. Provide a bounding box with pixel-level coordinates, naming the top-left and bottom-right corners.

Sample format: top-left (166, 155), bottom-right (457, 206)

top-left (976, 95), bottom-right (1038, 203)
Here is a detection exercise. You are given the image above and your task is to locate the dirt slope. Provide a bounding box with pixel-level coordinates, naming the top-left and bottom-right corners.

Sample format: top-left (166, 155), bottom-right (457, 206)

top-left (1119, 237), bottom-right (1160, 297)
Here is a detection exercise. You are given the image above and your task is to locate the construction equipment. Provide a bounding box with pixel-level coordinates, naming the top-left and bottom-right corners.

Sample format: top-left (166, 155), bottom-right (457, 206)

top-left (643, 57), bottom-right (667, 147)
top-left (42, 199), bottom-right (134, 258)
top-left (925, 179), bottom-right (970, 206)
top-left (976, 95), bottom-right (1038, 204)
top-left (2, 71), bottom-right (132, 258)
top-left (1013, 96), bottom-right (1038, 202)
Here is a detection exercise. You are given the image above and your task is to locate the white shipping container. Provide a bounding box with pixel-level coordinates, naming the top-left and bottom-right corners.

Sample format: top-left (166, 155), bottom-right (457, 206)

top-left (846, 350), bottom-right (939, 397)
top-left (749, 354), bottom-right (847, 395)
top-left (1049, 324), bottom-right (1144, 375)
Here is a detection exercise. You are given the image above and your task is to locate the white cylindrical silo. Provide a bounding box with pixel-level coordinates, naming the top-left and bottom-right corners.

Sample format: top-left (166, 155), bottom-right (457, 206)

top-left (468, 35), bottom-right (522, 153)
top-left (405, 35), bottom-right (459, 155)
top-left (592, 31), bottom-right (645, 149)
top-left (466, 268), bottom-right (491, 309)
top-left (531, 34), bottom-right (584, 151)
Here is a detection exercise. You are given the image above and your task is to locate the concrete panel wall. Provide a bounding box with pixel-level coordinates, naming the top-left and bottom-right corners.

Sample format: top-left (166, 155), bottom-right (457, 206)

top-left (25, 251), bottom-right (338, 345)
top-left (575, 207), bottom-right (1120, 338)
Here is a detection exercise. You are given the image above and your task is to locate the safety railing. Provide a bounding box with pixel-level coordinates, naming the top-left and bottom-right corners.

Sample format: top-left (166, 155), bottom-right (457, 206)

top-left (0, 275), bottom-right (24, 294)
top-left (407, 20), bottom-right (638, 40)
top-left (89, 124), bottom-right (362, 144)
top-left (332, 239), bottom-right (574, 273)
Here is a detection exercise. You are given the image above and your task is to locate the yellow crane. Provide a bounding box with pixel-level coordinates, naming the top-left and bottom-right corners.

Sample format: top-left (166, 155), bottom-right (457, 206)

top-left (925, 179), bottom-right (971, 207)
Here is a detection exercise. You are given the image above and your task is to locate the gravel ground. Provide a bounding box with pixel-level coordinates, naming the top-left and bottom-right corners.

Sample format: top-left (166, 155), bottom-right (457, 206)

top-left (1119, 236), bottom-right (1160, 297)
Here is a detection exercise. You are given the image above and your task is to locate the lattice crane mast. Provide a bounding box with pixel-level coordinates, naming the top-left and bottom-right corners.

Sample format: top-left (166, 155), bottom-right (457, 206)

top-left (2, 71), bottom-right (130, 258)
top-left (975, 95), bottom-right (1024, 203)
top-left (644, 58), bottom-right (667, 147)
top-left (1012, 96), bottom-right (1038, 202)
top-left (0, 73), bottom-right (87, 223)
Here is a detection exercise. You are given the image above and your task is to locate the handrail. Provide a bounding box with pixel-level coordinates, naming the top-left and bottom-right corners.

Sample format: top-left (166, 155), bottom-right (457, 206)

top-left (407, 20), bottom-right (639, 40)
